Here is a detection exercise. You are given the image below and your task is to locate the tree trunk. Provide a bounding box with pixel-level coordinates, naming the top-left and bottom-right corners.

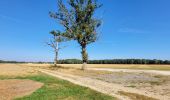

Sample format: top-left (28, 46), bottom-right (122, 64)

top-left (54, 50), bottom-right (58, 67)
top-left (54, 42), bottom-right (59, 67)
top-left (81, 45), bottom-right (88, 70)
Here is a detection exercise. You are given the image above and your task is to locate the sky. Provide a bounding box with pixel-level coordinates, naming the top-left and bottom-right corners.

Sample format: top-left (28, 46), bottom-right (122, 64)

top-left (0, 0), bottom-right (170, 62)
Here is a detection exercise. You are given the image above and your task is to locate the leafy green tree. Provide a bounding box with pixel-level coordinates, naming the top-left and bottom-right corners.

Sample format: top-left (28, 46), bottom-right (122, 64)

top-left (50, 0), bottom-right (102, 70)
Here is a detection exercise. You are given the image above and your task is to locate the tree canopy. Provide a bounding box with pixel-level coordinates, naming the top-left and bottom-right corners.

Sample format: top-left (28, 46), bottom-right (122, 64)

top-left (50, 0), bottom-right (102, 69)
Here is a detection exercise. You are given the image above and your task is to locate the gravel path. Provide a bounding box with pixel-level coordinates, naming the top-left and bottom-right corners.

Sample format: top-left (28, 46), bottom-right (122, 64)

top-left (38, 69), bottom-right (169, 100)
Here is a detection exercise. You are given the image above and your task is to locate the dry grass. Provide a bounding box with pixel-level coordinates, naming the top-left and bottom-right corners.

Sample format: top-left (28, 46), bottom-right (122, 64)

top-left (21, 64), bottom-right (113, 76)
top-left (59, 64), bottom-right (170, 71)
top-left (22, 63), bottom-right (170, 71)
top-left (118, 91), bottom-right (158, 100)
top-left (47, 66), bottom-right (112, 76)
top-left (0, 64), bottom-right (38, 77)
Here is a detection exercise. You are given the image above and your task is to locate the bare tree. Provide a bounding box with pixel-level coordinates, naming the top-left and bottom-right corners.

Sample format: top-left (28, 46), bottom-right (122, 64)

top-left (47, 31), bottom-right (66, 67)
top-left (50, 0), bottom-right (102, 70)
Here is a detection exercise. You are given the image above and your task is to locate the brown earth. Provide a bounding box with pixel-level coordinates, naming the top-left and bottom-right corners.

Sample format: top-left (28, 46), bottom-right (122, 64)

top-left (0, 79), bottom-right (43, 100)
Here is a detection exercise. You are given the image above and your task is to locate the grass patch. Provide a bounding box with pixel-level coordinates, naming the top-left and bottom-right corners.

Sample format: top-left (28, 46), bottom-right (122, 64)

top-left (0, 73), bottom-right (115, 100)
top-left (125, 85), bottom-right (136, 88)
top-left (118, 91), bottom-right (158, 100)
top-left (149, 81), bottom-right (161, 85)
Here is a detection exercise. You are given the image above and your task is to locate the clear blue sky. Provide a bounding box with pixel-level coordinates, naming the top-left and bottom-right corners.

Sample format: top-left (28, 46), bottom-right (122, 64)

top-left (0, 0), bottom-right (170, 62)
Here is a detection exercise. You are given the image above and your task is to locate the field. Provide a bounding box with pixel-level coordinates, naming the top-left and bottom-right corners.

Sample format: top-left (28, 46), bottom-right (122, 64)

top-left (23, 63), bottom-right (170, 70)
top-left (1, 63), bottom-right (170, 100)
top-left (0, 64), bottom-right (114, 100)
top-left (59, 64), bottom-right (170, 70)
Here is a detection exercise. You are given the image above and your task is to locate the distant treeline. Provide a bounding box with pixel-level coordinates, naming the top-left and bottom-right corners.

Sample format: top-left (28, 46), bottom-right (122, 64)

top-left (57, 59), bottom-right (170, 65)
top-left (1, 59), bottom-right (170, 64)
top-left (0, 60), bottom-right (25, 63)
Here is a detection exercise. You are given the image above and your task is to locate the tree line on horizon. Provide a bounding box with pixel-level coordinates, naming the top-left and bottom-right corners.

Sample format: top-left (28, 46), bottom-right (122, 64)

top-left (2, 59), bottom-right (170, 64)
top-left (57, 59), bottom-right (170, 64)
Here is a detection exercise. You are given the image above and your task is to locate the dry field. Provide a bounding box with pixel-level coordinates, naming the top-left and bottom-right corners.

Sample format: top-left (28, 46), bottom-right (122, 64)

top-left (59, 64), bottom-right (170, 70)
top-left (23, 63), bottom-right (170, 71)
top-left (0, 64), bottom-right (38, 77)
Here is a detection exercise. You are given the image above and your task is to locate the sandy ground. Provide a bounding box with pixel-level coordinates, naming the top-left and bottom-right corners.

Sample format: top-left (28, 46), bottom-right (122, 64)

top-left (87, 68), bottom-right (170, 99)
top-left (91, 71), bottom-right (170, 98)
top-left (0, 79), bottom-right (43, 100)
top-left (0, 64), bottom-right (43, 100)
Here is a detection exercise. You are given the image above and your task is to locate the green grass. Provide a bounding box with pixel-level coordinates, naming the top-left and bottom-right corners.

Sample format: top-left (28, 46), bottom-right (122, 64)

top-left (0, 73), bottom-right (115, 100)
top-left (125, 85), bottom-right (136, 88)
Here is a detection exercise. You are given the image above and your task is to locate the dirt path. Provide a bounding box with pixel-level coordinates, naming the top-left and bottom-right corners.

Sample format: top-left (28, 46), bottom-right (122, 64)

top-left (38, 69), bottom-right (169, 100)
top-left (88, 68), bottom-right (170, 76)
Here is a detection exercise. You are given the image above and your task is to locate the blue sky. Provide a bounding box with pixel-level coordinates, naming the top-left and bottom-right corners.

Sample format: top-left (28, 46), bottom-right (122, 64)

top-left (0, 0), bottom-right (170, 62)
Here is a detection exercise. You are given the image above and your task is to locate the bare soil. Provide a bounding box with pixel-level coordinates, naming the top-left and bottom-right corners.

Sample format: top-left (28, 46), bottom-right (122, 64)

top-left (0, 79), bottom-right (43, 100)
top-left (92, 72), bottom-right (170, 99)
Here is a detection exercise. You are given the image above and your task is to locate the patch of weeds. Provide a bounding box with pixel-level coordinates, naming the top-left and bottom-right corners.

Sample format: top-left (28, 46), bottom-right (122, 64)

top-left (153, 75), bottom-right (163, 78)
top-left (125, 85), bottom-right (136, 88)
top-left (149, 81), bottom-right (161, 85)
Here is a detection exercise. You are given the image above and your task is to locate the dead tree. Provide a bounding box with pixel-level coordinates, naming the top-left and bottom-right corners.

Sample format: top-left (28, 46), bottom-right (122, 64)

top-left (47, 31), bottom-right (65, 67)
